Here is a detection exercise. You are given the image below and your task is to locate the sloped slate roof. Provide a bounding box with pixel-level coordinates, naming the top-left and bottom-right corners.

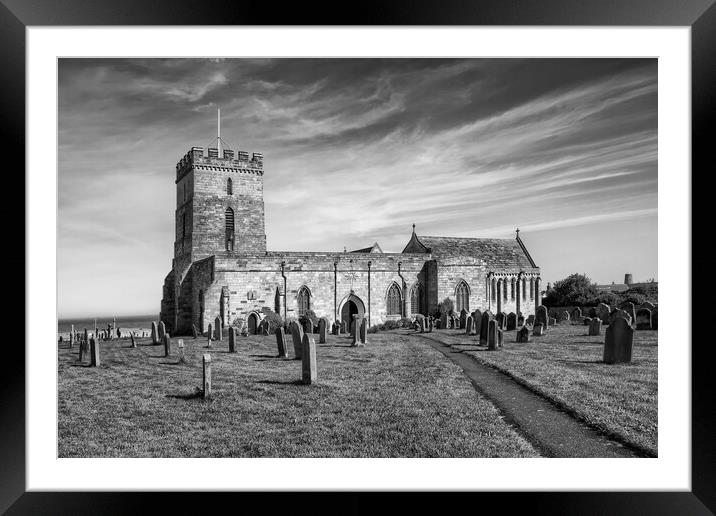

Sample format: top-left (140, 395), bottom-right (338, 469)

top-left (349, 242), bottom-right (383, 253)
top-left (403, 234), bottom-right (537, 269)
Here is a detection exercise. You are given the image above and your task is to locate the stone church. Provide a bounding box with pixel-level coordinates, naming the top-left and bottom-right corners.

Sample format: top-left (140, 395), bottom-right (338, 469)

top-left (160, 144), bottom-right (542, 335)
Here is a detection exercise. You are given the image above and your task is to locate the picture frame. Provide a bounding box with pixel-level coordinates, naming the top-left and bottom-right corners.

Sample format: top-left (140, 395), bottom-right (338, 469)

top-left (3, 0), bottom-right (711, 512)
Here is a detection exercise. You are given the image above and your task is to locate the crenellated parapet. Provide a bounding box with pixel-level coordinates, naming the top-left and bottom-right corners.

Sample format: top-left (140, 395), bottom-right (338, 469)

top-left (176, 146), bottom-right (264, 183)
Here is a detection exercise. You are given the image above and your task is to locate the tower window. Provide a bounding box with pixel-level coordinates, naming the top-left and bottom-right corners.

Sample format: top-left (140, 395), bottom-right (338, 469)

top-left (225, 207), bottom-right (235, 251)
top-left (387, 283), bottom-right (402, 316)
top-left (297, 286), bottom-right (311, 316)
top-left (227, 177), bottom-right (233, 195)
top-left (456, 280), bottom-right (469, 312)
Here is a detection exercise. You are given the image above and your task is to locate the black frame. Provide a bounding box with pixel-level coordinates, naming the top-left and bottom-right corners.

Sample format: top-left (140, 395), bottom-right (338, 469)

top-left (2, 0), bottom-right (711, 513)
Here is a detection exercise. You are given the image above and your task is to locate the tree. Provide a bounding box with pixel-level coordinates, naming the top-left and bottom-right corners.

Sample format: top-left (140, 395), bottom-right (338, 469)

top-left (542, 273), bottom-right (599, 307)
top-left (438, 297), bottom-right (454, 316)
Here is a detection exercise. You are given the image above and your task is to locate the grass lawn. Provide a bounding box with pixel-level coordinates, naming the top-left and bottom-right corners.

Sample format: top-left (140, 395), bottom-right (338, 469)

top-left (429, 323), bottom-right (658, 456)
top-left (58, 332), bottom-right (538, 457)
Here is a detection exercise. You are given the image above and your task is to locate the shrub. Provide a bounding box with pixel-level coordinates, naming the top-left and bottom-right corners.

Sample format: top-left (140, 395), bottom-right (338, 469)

top-left (283, 317), bottom-right (298, 333)
top-left (231, 317), bottom-right (245, 330)
top-left (260, 308), bottom-right (284, 333)
top-left (383, 319), bottom-right (401, 330)
top-left (543, 273), bottom-right (599, 307)
top-left (398, 317), bottom-right (414, 328)
top-left (299, 309), bottom-right (319, 330)
top-left (438, 297), bottom-right (454, 316)
top-left (368, 325), bottom-right (379, 334)
top-left (617, 292), bottom-right (648, 307)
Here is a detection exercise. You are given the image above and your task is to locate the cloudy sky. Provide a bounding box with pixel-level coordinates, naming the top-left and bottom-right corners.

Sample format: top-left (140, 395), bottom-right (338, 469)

top-left (58, 58), bottom-right (657, 318)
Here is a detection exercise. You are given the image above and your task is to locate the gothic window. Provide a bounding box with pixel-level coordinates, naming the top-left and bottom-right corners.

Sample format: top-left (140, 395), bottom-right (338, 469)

top-left (530, 278), bottom-right (535, 300)
top-left (387, 283), bottom-right (402, 316)
top-left (455, 280), bottom-right (470, 312)
top-left (511, 278), bottom-right (515, 300)
top-left (227, 177), bottom-right (233, 195)
top-left (225, 207), bottom-right (235, 251)
top-left (297, 286), bottom-right (311, 316)
top-left (410, 283), bottom-right (423, 315)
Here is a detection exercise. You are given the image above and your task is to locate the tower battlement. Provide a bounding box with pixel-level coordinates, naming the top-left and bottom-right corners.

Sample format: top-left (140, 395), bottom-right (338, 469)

top-left (176, 146), bottom-right (263, 182)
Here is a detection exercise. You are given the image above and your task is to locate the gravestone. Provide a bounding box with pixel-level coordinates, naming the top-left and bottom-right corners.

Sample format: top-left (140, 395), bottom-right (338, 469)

top-left (290, 321), bottom-right (304, 359)
top-left (359, 318), bottom-right (368, 345)
top-left (517, 314), bottom-right (525, 326)
top-left (207, 323), bottom-right (213, 348)
top-left (214, 316), bottom-right (223, 341)
top-left (302, 319), bottom-right (313, 335)
top-left (635, 308), bottom-right (652, 330)
top-left (652, 308), bottom-right (658, 330)
top-left (151, 322), bottom-right (158, 344)
top-left (275, 327), bottom-right (288, 358)
top-left (163, 333), bottom-right (171, 357)
top-left (202, 354), bottom-right (211, 399)
top-left (331, 322), bottom-right (339, 336)
top-left (440, 313), bottom-right (448, 329)
top-left (427, 317), bottom-right (434, 333)
top-left (609, 309), bottom-right (632, 326)
top-left (130, 333), bottom-right (136, 348)
top-left (571, 307), bottom-right (582, 322)
top-left (459, 309), bottom-right (468, 329)
top-left (496, 312), bottom-right (507, 330)
top-left (158, 321), bottom-right (166, 342)
top-left (516, 326), bottom-right (530, 343)
top-left (69, 325), bottom-right (74, 348)
top-left (596, 303), bottom-right (611, 324)
top-left (260, 319), bottom-right (270, 336)
top-left (559, 311), bottom-right (570, 323)
top-left (487, 320), bottom-right (500, 350)
top-left (588, 318), bottom-right (602, 336)
top-left (318, 318), bottom-right (329, 344)
top-left (192, 324), bottom-right (199, 338)
top-left (418, 317), bottom-right (425, 333)
top-left (640, 302), bottom-right (656, 311)
top-left (506, 312), bottom-right (517, 331)
top-left (535, 306), bottom-right (549, 329)
top-left (622, 302), bottom-right (636, 325)
top-left (603, 317), bottom-right (633, 364)
top-left (90, 337), bottom-right (100, 367)
top-left (533, 323), bottom-right (545, 336)
top-left (584, 317), bottom-right (592, 325)
top-left (78, 338), bottom-right (87, 362)
top-left (178, 339), bottom-right (185, 364)
top-left (526, 314), bottom-right (535, 326)
top-left (548, 317), bottom-right (557, 326)
top-left (479, 310), bottom-right (494, 346)
top-left (229, 328), bottom-right (237, 352)
top-left (301, 334), bottom-right (317, 385)
top-left (465, 316), bottom-right (473, 335)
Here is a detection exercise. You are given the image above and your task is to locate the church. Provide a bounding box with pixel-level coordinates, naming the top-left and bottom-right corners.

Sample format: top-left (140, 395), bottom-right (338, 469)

top-left (160, 143), bottom-right (542, 336)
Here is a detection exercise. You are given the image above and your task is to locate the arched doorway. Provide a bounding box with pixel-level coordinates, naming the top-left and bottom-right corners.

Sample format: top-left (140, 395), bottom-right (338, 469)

top-left (339, 294), bottom-right (366, 331)
top-left (247, 312), bottom-right (259, 335)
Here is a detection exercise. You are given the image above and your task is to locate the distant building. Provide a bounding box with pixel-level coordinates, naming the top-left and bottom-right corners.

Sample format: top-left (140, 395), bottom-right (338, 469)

top-left (596, 273), bottom-right (657, 294)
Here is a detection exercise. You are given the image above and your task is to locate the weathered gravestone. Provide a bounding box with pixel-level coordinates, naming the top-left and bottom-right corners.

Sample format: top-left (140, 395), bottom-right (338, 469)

top-left (69, 325), bottom-right (74, 348)
top-left (609, 309), bottom-right (632, 326)
top-left (588, 318), bottom-right (602, 336)
top-left (290, 321), bottom-right (304, 359)
top-left (301, 334), bottom-right (317, 385)
top-left (275, 327), bottom-right (287, 358)
top-left (459, 309), bottom-right (468, 329)
top-left (331, 322), bottom-right (339, 336)
top-left (635, 308), bottom-right (652, 330)
top-left (90, 337), bottom-right (100, 367)
top-left (359, 318), bottom-right (368, 345)
top-left (318, 318), bottom-right (329, 344)
top-left (471, 310), bottom-right (482, 333)
top-left (158, 321), bottom-right (166, 342)
top-left (506, 312), bottom-right (517, 331)
top-left (571, 307), bottom-right (582, 322)
top-left (559, 311), bottom-right (570, 323)
top-left (207, 323), bottom-right (213, 348)
top-left (533, 323), bottom-right (545, 336)
top-left (202, 354), bottom-right (211, 399)
top-left (584, 317), bottom-right (592, 326)
top-left (302, 319), bottom-right (313, 335)
top-left (516, 326), bottom-right (530, 343)
top-left (214, 317), bottom-right (223, 341)
top-left (622, 302), bottom-right (636, 325)
top-left (640, 302), bottom-right (656, 311)
top-left (151, 322), bottom-right (158, 344)
top-left (163, 333), bottom-right (171, 357)
top-left (517, 314), bottom-right (525, 326)
top-left (130, 333), bottom-right (136, 348)
top-left (177, 339), bottom-right (185, 364)
top-left (465, 316), bottom-right (473, 335)
top-left (78, 336), bottom-right (88, 362)
top-left (229, 328), bottom-right (237, 352)
top-left (440, 313), bottom-right (448, 330)
top-left (596, 303), bottom-right (611, 324)
top-left (535, 305), bottom-right (549, 329)
top-left (487, 320), bottom-right (503, 350)
top-left (603, 317), bottom-right (633, 364)
top-left (496, 312), bottom-right (506, 330)
top-left (418, 317), bottom-right (425, 333)
top-left (526, 314), bottom-right (535, 326)
top-left (479, 310), bottom-right (494, 346)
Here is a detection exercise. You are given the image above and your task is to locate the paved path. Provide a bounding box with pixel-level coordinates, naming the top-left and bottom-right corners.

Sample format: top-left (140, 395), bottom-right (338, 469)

top-left (415, 332), bottom-right (644, 458)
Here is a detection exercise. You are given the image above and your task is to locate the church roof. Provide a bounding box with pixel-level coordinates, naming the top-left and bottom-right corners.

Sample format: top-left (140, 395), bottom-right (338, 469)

top-left (402, 233), bottom-right (538, 269)
top-left (349, 242), bottom-right (383, 254)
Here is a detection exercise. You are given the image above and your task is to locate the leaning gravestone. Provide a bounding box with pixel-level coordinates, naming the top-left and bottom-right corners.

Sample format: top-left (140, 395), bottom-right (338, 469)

top-left (516, 326), bottom-right (530, 343)
top-left (635, 308), bottom-right (652, 330)
top-left (151, 322), bottom-right (158, 344)
top-left (318, 318), bottom-right (329, 344)
top-left (202, 354), bottom-right (211, 399)
top-left (214, 316), bottom-right (223, 341)
top-left (588, 318), bottom-right (602, 336)
top-left (487, 320), bottom-right (500, 350)
top-left (535, 305), bottom-right (549, 329)
top-left (301, 334), bottom-right (317, 385)
top-left (506, 312), bottom-right (517, 331)
top-left (158, 321), bottom-right (166, 342)
top-left (229, 328), bottom-right (237, 352)
top-left (603, 317), bottom-right (633, 364)
top-left (90, 337), bottom-right (100, 367)
top-left (533, 323), bottom-right (545, 336)
top-left (596, 303), bottom-right (611, 324)
top-left (496, 312), bottom-right (507, 330)
top-left (459, 309), bottom-right (468, 329)
top-left (359, 318), bottom-right (368, 345)
top-left (275, 327), bottom-right (287, 358)
top-left (163, 333), bottom-right (171, 357)
top-left (479, 310), bottom-right (494, 346)
top-left (465, 316), bottom-right (473, 335)
top-left (290, 321), bottom-right (304, 359)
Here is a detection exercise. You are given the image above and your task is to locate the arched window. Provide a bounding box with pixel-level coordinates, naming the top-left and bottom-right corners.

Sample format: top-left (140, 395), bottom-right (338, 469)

top-left (410, 283), bottom-right (423, 315)
top-left (225, 207), bottom-right (234, 251)
top-left (455, 280), bottom-right (470, 312)
top-left (387, 283), bottom-right (402, 316)
top-left (504, 280), bottom-right (508, 301)
top-left (511, 278), bottom-right (515, 300)
top-left (227, 177), bottom-right (233, 195)
top-left (522, 278), bottom-right (527, 301)
top-left (297, 286), bottom-right (311, 316)
top-left (529, 278), bottom-right (535, 300)
top-left (491, 278), bottom-right (497, 302)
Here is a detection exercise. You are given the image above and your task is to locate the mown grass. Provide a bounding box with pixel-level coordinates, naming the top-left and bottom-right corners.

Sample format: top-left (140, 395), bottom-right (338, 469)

top-left (429, 323), bottom-right (657, 456)
top-left (58, 332), bottom-right (538, 457)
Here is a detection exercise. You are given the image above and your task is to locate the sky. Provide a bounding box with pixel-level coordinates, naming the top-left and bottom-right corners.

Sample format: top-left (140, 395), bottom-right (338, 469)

top-left (58, 58), bottom-right (657, 318)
